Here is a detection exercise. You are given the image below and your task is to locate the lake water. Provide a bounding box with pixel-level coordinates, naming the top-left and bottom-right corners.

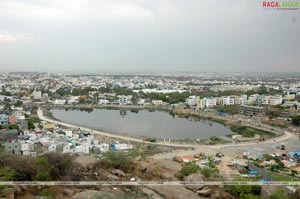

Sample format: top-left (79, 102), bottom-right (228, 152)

top-left (51, 109), bottom-right (232, 139)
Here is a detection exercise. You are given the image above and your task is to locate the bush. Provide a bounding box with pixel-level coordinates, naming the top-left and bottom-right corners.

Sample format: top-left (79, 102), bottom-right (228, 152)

top-left (179, 161), bottom-right (200, 178)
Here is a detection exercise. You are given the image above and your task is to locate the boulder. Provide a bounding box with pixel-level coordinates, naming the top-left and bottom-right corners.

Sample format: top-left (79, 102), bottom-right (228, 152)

top-left (261, 185), bottom-right (287, 199)
top-left (1, 188), bottom-right (15, 198)
top-left (173, 156), bottom-right (183, 163)
top-left (193, 153), bottom-right (204, 158)
top-left (107, 174), bottom-right (120, 180)
top-left (13, 186), bottom-right (22, 195)
top-left (72, 190), bottom-right (99, 199)
top-left (62, 189), bottom-right (75, 196)
top-left (210, 192), bottom-right (221, 199)
top-left (183, 173), bottom-right (205, 192)
top-left (197, 187), bottom-right (214, 197)
top-left (295, 187), bottom-right (300, 199)
top-left (111, 169), bottom-right (125, 177)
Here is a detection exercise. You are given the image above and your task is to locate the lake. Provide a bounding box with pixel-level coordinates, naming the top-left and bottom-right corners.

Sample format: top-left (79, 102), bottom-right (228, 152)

top-left (51, 109), bottom-right (232, 139)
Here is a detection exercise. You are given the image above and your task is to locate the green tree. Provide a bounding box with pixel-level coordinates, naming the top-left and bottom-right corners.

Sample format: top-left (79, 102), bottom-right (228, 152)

top-left (269, 189), bottom-right (286, 199)
top-left (291, 115), bottom-right (300, 126)
top-left (179, 161), bottom-right (200, 177)
top-left (35, 157), bottom-right (51, 181)
top-left (79, 98), bottom-right (85, 104)
top-left (0, 167), bottom-right (18, 181)
top-left (102, 151), bottom-right (133, 170)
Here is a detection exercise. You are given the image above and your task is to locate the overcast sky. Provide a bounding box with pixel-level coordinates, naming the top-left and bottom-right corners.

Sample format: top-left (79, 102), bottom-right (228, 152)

top-left (0, 0), bottom-right (299, 73)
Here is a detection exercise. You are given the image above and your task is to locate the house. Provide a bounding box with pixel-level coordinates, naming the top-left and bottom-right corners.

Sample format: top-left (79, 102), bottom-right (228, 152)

top-left (118, 95), bottom-right (132, 105)
top-left (0, 114), bottom-right (9, 126)
top-left (152, 100), bottom-right (163, 106)
top-left (20, 142), bottom-right (35, 156)
top-left (0, 129), bottom-right (18, 141)
top-left (186, 96), bottom-right (198, 106)
top-left (43, 123), bottom-right (55, 131)
top-left (48, 143), bottom-right (57, 152)
top-left (111, 142), bottom-right (133, 151)
top-left (8, 116), bottom-right (17, 124)
top-left (3, 141), bottom-right (21, 155)
top-left (98, 143), bottom-right (109, 152)
top-left (99, 99), bottom-right (109, 105)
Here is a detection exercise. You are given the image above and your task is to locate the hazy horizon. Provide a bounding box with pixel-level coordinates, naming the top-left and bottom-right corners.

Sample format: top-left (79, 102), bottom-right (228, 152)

top-left (0, 0), bottom-right (299, 72)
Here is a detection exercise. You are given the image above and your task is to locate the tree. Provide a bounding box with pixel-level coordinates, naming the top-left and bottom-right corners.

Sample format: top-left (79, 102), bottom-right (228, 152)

top-left (14, 100), bottom-right (23, 106)
top-left (35, 157), bottom-right (51, 181)
top-left (79, 98), bottom-right (85, 104)
top-left (0, 167), bottom-right (18, 181)
top-left (291, 115), bottom-right (300, 126)
top-left (179, 161), bottom-right (200, 177)
top-left (102, 151), bottom-right (133, 170)
top-left (269, 189), bottom-right (286, 199)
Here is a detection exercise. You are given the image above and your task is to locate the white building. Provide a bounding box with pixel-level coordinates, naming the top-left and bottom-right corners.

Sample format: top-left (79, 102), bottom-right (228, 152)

top-left (32, 90), bottom-right (42, 99)
top-left (269, 95), bottom-right (283, 105)
top-left (204, 97), bottom-right (217, 108)
top-left (197, 98), bottom-right (205, 109)
top-left (48, 143), bottom-right (57, 152)
top-left (98, 143), bottom-right (109, 152)
top-left (118, 95), bottom-right (132, 105)
top-left (99, 99), bottom-right (109, 105)
top-left (20, 142), bottom-right (35, 156)
top-left (152, 100), bottom-right (163, 106)
top-left (221, 96), bottom-right (235, 106)
top-left (248, 94), bottom-right (258, 105)
top-left (186, 96), bottom-right (199, 106)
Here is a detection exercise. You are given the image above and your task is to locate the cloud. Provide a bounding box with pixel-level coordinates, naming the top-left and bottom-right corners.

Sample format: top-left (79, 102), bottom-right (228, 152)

top-left (0, 34), bottom-right (31, 43)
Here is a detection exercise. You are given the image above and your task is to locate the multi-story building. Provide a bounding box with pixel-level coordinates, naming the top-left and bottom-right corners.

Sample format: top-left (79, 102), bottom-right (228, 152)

top-left (3, 141), bottom-right (21, 155)
top-left (197, 98), bottom-right (205, 109)
top-left (239, 105), bottom-right (266, 116)
top-left (186, 96), bottom-right (199, 106)
top-left (204, 97), bottom-right (217, 108)
top-left (0, 114), bottom-right (9, 126)
top-left (32, 90), bottom-right (42, 99)
top-left (221, 96), bottom-right (235, 106)
top-left (269, 95), bottom-right (283, 105)
top-left (248, 94), bottom-right (258, 105)
top-left (118, 95), bottom-right (132, 105)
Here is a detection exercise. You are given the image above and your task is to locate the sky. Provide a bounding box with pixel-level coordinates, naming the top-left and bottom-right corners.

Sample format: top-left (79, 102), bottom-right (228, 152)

top-left (0, 0), bottom-right (299, 73)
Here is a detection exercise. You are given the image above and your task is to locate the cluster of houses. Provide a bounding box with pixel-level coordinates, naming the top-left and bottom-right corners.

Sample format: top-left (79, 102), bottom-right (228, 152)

top-left (0, 120), bottom-right (134, 156)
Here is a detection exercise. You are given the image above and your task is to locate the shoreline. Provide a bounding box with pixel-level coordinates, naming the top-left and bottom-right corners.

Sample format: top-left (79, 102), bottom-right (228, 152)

top-left (38, 105), bottom-right (290, 148)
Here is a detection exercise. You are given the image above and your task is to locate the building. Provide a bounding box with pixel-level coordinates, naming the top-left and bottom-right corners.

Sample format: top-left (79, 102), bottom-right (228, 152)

top-left (221, 96), bottom-right (235, 106)
top-left (0, 114), bottom-right (9, 126)
top-left (20, 142), bottom-right (35, 156)
top-left (239, 105), bottom-right (266, 116)
top-left (152, 100), bottom-right (163, 106)
top-left (98, 99), bottom-right (109, 105)
top-left (186, 96), bottom-right (199, 106)
top-left (118, 95), bottom-right (132, 105)
top-left (3, 141), bottom-right (21, 155)
top-left (269, 95), bottom-right (283, 105)
top-left (0, 129), bottom-right (18, 141)
top-left (204, 97), bottom-right (217, 108)
top-left (32, 90), bottom-right (42, 99)
top-left (248, 94), bottom-right (258, 105)
top-left (197, 98), bottom-right (205, 109)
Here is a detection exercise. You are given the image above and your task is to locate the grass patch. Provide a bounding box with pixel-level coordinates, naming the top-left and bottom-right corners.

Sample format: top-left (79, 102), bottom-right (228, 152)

top-left (230, 125), bottom-right (276, 138)
top-left (266, 171), bottom-right (300, 181)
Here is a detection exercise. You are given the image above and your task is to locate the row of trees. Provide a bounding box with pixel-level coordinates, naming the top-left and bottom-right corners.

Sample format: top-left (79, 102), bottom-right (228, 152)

top-left (0, 153), bottom-right (72, 181)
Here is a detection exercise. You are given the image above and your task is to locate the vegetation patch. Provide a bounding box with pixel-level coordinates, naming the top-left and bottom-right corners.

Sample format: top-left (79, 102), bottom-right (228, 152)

top-left (230, 125), bottom-right (276, 138)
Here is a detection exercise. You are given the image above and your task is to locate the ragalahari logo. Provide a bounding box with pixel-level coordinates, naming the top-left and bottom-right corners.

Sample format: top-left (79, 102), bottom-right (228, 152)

top-left (262, 1), bottom-right (300, 10)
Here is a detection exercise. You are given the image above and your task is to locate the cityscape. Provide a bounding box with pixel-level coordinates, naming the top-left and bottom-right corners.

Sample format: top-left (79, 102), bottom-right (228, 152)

top-left (1, 0), bottom-right (300, 198)
top-left (1, 72), bottom-right (300, 198)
